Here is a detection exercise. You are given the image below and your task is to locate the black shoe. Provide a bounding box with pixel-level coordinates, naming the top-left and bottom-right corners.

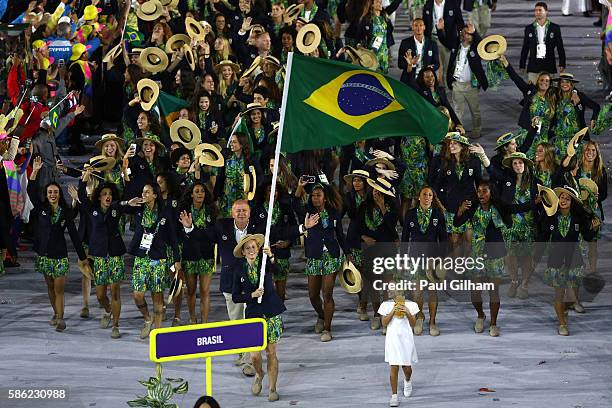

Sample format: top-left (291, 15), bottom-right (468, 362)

top-left (594, 18), bottom-right (602, 27)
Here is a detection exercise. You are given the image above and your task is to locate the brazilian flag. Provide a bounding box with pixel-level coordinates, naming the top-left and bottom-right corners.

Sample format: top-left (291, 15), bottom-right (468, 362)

top-left (280, 54), bottom-right (448, 153)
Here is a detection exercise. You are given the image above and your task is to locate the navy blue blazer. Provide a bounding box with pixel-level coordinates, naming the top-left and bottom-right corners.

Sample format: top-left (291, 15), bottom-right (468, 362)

top-left (354, 0), bottom-right (402, 50)
top-left (232, 257), bottom-right (286, 319)
top-left (357, 201), bottom-right (400, 243)
top-left (252, 202), bottom-right (297, 260)
top-left (27, 179), bottom-right (87, 261)
top-left (77, 184), bottom-right (127, 258)
top-left (536, 211), bottom-right (595, 269)
top-left (125, 155), bottom-right (170, 200)
top-left (485, 164), bottom-right (538, 216)
top-left (124, 202), bottom-right (180, 261)
top-left (398, 36), bottom-right (440, 83)
top-left (403, 72), bottom-right (461, 126)
top-left (293, 203), bottom-right (347, 259)
top-left (401, 206), bottom-right (448, 257)
top-left (423, 0), bottom-right (465, 48)
top-left (428, 155), bottom-right (483, 213)
top-left (179, 205), bottom-right (216, 261)
top-left (442, 30), bottom-right (488, 90)
top-left (520, 21), bottom-right (565, 73)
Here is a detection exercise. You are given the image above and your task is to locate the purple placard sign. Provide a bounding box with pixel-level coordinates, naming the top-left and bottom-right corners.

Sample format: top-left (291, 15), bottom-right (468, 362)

top-left (154, 321), bottom-right (265, 360)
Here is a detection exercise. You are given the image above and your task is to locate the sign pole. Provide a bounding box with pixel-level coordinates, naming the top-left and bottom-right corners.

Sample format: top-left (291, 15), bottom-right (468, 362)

top-left (205, 357), bottom-right (212, 396)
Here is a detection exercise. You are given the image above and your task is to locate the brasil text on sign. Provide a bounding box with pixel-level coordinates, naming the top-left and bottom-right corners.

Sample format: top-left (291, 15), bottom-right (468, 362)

top-left (149, 318), bottom-right (267, 363)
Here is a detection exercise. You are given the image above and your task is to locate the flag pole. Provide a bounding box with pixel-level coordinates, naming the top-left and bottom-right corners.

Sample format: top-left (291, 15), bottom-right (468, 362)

top-left (257, 52), bottom-right (294, 303)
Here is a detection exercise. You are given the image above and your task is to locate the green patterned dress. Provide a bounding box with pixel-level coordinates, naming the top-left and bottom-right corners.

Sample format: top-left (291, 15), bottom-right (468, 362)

top-left (444, 163), bottom-right (470, 234)
top-left (398, 135), bottom-right (428, 198)
top-left (246, 258), bottom-right (283, 343)
top-left (544, 214), bottom-right (583, 288)
top-left (370, 15), bottom-right (389, 74)
top-left (122, 84), bottom-right (137, 146)
top-left (132, 205), bottom-right (168, 293)
top-left (184, 205), bottom-right (215, 276)
top-left (552, 98), bottom-right (580, 158)
top-left (220, 154), bottom-right (246, 217)
top-left (304, 210), bottom-right (345, 276)
top-left (35, 207), bottom-right (69, 278)
top-left (516, 94), bottom-right (553, 159)
top-left (466, 206), bottom-right (506, 279)
top-left (92, 207), bottom-right (126, 286)
top-left (534, 167), bottom-right (553, 188)
top-left (579, 170), bottom-right (602, 240)
top-left (503, 186), bottom-right (535, 256)
top-left (409, 206), bottom-right (433, 280)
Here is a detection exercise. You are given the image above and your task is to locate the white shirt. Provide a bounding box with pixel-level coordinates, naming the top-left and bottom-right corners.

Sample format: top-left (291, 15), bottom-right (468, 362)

top-left (536, 22), bottom-right (546, 45)
top-left (414, 37), bottom-right (425, 73)
top-left (304, 10), bottom-right (312, 21)
top-left (234, 221), bottom-right (248, 244)
top-left (453, 44), bottom-right (472, 83)
top-left (433, 0), bottom-right (445, 35)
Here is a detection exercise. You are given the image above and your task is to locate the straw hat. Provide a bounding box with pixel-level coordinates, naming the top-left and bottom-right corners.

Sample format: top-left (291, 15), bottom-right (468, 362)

top-left (566, 127), bottom-right (588, 157)
top-left (167, 268), bottom-right (183, 303)
top-left (166, 34), bottom-right (191, 53)
top-left (95, 133), bottom-right (125, 151)
top-left (135, 133), bottom-right (166, 154)
top-left (233, 233), bottom-right (265, 258)
top-left (367, 177), bottom-right (396, 197)
top-left (446, 131), bottom-right (471, 146)
top-left (182, 43), bottom-right (196, 71)
top-left (160, 0), bottom-right (179, 9)
top-left (296, 23), bottom-right (321, 54)
top-left (88, 155), bottom-right (117, 172)
top-left (553, 72), bottom-right (580, 83)
top-left (185, 16), bottom-right (206, 41)
top-left (214, 59), bottom-right (241, 74)
top-left (194, 143), bottom-right (224, 167)
top-left (343, 169), bottom-right (371, 184)
top-left (477, 35), bottom-right (507, 61)
top-left (283, 4), bottom-right (304, 24)
top-left (494, 132), bottom-right (519, 150)
top-left (136, 0), bottom-right (163, 21)
top-left (554, 185), bottom-right (581, 202)
top-left (242, 102), bottom-right (266, 116)
top-left (139, 47), bottom-right (169, 73)
top-left (339, 260), bottom-right (363, 294)
top-left (243, 165), bottom-right (257, 201)
top-left (345, 45), bottom-right (379, 71)
top-left (170, 119), bottom-right (202, 150)
top-left (502, 152), bottom-right (533, 168)
top-left (241, 56), bottom-right (262, 79)
top-left (102, 42), bottom-right (123, 64)
top-left (537, 184), bottom-right (559, 217)
top-left (70, 43), bottom-right (90, 61)
top-left (578, 178), bottom-right (599, 201)
top-left (262, 55), bottom-right (281, 68)
top-left (136, 78), bottom-right (160, 111)
top-left (366, 157), bottom-right (396, 171)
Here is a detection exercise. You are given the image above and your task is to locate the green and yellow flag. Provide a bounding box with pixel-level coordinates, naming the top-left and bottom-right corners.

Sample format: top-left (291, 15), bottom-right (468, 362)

top-left (157, 91), bottom-right (189, 127)
top-left (280, 54), bottom-right (448, 153)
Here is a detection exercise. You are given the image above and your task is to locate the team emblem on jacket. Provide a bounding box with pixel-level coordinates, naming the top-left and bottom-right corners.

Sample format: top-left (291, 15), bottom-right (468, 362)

top-left (575, 224), bottom-right (579, 231)
top-left (140, 164), bottom-right (145, 169)
top-left (260, 213), bottom-right (265, 219)
top-left (410, 222), bottom-right (415, 227)
top-left (222, 234), bottom-right (227, 241)
top-left (433, 218), bottom-right (438, 226)
top-left (160, 218), bottom-right (166, 225)
top-left (468, 168), bottom-right (473, 176)
top-left (206, 215), bottom-right (211, 223)
top-left (172, 200), bottom-right (177, 208)
top-left (333, 220), bottom-right (337, 227)
top-left (550, 32), bottom-right (554, 38)
top-left (61, 220), bottom-right (65, 227)
top-left (470, 51), bottom-right (475, 57)
top-left (112, 210), bottom-right (117, 217)
top-left (447, 170), bottom-right (451, 175)
top-left (449, 10), bottom-right (453, 16)
top-left (506, 181), bottom-right (511, 186)
top-left (93, 211), bottom-right (98, 216)
top-left (428, 50), bottom-right (433, 56)
top-left (42, 211), bottom-right (46, 216)
top-left (241, 277), bottom-right (244, 282)
top-left (550, 225), bottom-right (554, 230)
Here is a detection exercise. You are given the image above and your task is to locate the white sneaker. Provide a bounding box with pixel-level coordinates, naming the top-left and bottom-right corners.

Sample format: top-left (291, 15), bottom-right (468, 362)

top-left (403, 380), bottom-right (412, 397)
top-left (389, 394), bottom-right (399, 407)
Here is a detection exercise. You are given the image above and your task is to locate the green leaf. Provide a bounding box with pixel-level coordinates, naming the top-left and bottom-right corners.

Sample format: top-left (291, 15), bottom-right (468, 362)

top-left (138, 380), bottom-right (152, 388)
top-left (159, 383), bottom-right (174, 401)
top-left (163, 404), bottom-right (179, 408)
top-left (173, 382), bottom-right (189, 395)
top-left (127, 397), bottom-right (150, 407)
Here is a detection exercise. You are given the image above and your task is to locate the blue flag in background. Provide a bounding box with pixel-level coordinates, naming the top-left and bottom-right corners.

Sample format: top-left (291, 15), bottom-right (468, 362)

top-left (0, 0), bottom-right (8, 20)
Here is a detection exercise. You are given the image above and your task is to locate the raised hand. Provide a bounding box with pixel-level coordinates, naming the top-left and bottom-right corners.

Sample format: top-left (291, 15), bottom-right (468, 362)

top-left (179, 210), bottom-right (193, 228)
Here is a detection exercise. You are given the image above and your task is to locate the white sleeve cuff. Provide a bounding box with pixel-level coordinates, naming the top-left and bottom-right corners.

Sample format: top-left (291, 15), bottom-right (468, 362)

top-left (184, 225), bottom-right (194, 234)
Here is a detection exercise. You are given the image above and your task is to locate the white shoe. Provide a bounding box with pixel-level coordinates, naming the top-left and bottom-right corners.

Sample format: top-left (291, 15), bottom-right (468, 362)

top-left (403, 380), bottom-right (412, 397)
top-left (389, 394), bottom-right (399, 407)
